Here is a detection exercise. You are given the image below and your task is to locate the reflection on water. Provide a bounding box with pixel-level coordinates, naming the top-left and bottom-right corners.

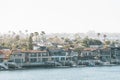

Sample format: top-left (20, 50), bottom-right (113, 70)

top-left (0, 66), bottom-right (120, 80)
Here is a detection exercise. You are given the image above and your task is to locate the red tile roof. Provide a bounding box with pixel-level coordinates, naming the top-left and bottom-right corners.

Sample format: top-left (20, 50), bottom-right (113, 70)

top-left (12, 50), bottom-right (47, 54)
top-left (83, 48), bottom-right (98, 51)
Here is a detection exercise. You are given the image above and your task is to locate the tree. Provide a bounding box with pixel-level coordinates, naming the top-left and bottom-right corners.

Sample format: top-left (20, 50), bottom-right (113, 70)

top-left (97, 33), bottom-right (100, 37)
top-left (30, 33), bottom-right (34, 37)
top-left (103, 34), bottom-right (107, 41)
top-left (105, 40), bottom-right (111, 45)
top-left (25, 30), bottom-right (28, 33)
top-left (12, 31), bottom-right (16, 37)
top-left (41, 31), bottom-right (45, 35)
top-left (89, 39), bottom-right (102, 45)
top-left (82, 37), bottom-right (103, 47)
top-left (15, 35), bottom-right (20, 41)
top-left (19, 30), bottom-right (22, 34)
top-left (34, 32), bottom-right (39, 43)
top-left (40, 31), bottom-right (46, 43)
top-left (82, 36), bottom-right (89, 47)
top-left (34, 32), bottom-right (39, 36)
top-left (28, 35), bottom-right (33, 50)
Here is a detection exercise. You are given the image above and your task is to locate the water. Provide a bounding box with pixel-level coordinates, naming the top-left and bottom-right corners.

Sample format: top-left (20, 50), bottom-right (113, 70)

top-left (0, 66), bottom-right (120, 80)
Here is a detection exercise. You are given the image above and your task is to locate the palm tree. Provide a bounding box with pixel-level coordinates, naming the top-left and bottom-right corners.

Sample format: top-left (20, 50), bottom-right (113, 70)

top-left (19, 30), bottom-right (22, 35)
top-left (97, 33), bottom-right (100, 39)
top-left (28, 35), bottom-right (33, 50)
top-left (25, 30), bottom-right (28, 34)
top-left (103, 34), bottom-right (107, 41)
top-left (41, 31), bottom-right (45, 35)
top-left (8, 30), bottom-right (11, 37)
top-left (34, 32), bottom-right (39, 43)
top-left (40, 31), bottom-right (46, 43)
top-left (34, 32), bottom-right (39, 36)
top-left (30, 33), bottom-right (34, 37)
top-left (12, 31), bottom-right (16, 37)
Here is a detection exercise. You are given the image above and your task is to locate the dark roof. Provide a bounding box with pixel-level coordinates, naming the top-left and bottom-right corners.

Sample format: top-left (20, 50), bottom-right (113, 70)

top-left (111, 47), bottom-right (120, 50)
top-left (49, 49), bottom-right (64, 53)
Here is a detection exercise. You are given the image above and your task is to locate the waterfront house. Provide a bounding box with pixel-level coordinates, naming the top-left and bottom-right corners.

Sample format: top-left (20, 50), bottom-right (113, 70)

top-left (65, 50), bottom-right (79, 66)
top-left (80, 48), bottom-right (100, 60)
top-left (9, 50), bottom-right (51, 67)
top-left (48, 48), bottom-right (77, 66)
top-left (65, 49), bottom-right (78, 62)
top-left (78, 48), bottom-right (100, 65)
top-left (99, 48), bottom-right (111, 62)
top-left (111, 47), bottom-right (120, 63)
top-left (49, 49), bottom-right (67, 62)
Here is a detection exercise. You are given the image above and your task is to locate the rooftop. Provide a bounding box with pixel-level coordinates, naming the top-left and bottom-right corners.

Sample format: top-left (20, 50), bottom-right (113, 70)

top-left (12, 50), bottom-right (47, 54)
top-left (83, 48), bottom-right (98, 51)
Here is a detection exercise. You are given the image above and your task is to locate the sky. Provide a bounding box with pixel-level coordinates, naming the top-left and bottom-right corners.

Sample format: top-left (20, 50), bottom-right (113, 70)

top-left (0, 0), bottom-right (120, 33)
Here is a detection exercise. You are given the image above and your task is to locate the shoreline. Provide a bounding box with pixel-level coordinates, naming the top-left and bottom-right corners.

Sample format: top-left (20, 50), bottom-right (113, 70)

top-left (0, 64), bottom-right (119, 71)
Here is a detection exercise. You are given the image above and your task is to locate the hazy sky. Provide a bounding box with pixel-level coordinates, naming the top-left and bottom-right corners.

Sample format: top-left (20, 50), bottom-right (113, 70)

top-left (0, 0), bottom-right (120, 33)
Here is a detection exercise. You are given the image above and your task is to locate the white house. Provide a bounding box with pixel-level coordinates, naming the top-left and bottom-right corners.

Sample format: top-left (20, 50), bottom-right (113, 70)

top-left (9, 50), bottom-right (51, 67)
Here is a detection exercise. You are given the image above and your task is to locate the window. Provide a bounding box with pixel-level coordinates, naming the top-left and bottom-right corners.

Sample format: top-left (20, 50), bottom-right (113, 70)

top-left (61, 57), bottom-right (65, 61)
top-left (0, 59), bottom-right (3, 62)
top-left (30, 53), bottom-right (37, 57)
top-left (15, 59), bottom-right (22, 63)
top-left (30, 58), bottom-right (37, 62)
top-left (51, 58), bottom-right (54, 60)
top-left (38, 53), bottom-right (41, 57)
top-left (42, 53), bottom-right (48, 56)
top-left (38, 58), bottom-right (42, 62)
top-left (55, 58), bottom-right (59, 62)
top-left (42, 58), bottom-right (48, 62)
top-left (17, 54), bottom-right (22, 57)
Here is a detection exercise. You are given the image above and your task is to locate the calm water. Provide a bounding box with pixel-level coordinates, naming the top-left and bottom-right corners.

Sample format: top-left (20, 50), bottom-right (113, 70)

top-left (0, 66), bottom-right (120, 80)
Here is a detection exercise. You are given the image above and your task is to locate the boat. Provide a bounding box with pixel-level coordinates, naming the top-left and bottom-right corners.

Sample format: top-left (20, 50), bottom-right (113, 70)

top-left (0, 63), bottom-right (9, 70)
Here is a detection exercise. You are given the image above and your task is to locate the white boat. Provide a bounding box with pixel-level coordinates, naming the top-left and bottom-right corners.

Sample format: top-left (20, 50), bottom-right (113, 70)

top-left (0, 63), bottom-right (9, 70)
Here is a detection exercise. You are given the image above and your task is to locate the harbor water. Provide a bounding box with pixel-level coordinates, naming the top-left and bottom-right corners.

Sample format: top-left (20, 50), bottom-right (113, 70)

top-left (0, 66), bottom-right (120, 80)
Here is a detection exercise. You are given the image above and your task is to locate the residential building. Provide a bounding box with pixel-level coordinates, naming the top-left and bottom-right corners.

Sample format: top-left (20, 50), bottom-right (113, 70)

top-left (49, 49), bottom-right (67, 62)
top-left (80, 48), bottom-right (100, 60)
top-left (78, 48), bottom-right (100, 65)
top-left (9, 50), bottom-right (51, 67)
top-left (48, 49), bottom-right (78, 66)
top-left (100, 48), bottom-right (111, 62)
top-left (111, 47), bottom-right (120, 63)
